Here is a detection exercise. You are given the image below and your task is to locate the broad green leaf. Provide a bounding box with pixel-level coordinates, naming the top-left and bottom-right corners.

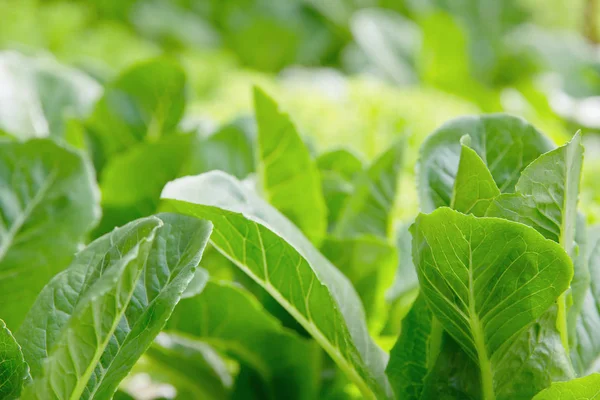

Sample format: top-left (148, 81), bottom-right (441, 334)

top-left (0, 51), bottom-right (101, 139)
top-left (334, 139), bottom-right (404, 238)
top-left (451, 135), bottom-right (500, 216)
top-left (254, 87), bottom-right (327, 245)
top-left (418, 114), bottom-right (553, 212)
top-left (320, 236), bottom-right (397, 331)
top-left (17, 214), bottom-right (212, 399)
top-left (486, 132), bottom-right (583, 351)
top-left (573, 227), bottom-right (600, 375)
top-left (532, 374), bottom-right (600, 400)
top-left (0, 138), bottom-right (99, 330)
top-left (487, 132), bottom-right (583, 254)
top-left (0, 319), bottom-right (27, 399)
top-left (568, 215), bottom-right (590, 350)
top-left (492, 305), bottom-right (574, 399)
top-left (87, 58), bottom-right (186, 167)
top-left (142, 333), bottom-right (237, 400)
top-left (386, 295), bottom-right (442, 400)
top-left (167, 280), bottom-right (321, 400)
top-left (316, 149), bottom-right (363, 229)
top-left (161, 171), bottom-right (392, 399)
top-left (411, 207), bottom-right (573, 399)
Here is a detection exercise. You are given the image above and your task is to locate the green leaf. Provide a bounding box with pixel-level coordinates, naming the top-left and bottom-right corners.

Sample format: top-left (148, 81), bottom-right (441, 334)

top-left (254, 87), bottom-right (327, 245)
top-left (167, 280), bottom-right (321, 400)
top-left (411, 207), bottom-right (573, 400)
top-left (161, 171), bottom-right (392, 400)
top-left (451, 135), bottom-right (500, 217)
top-left (386, 295), bottom-right (443, 400)
top-left (320, 235), bottom-right (397, 331)
top-left (532, 374), bottom-right (600, 399)
top-left (486, 132), bottom-right (583, 352)
top-left (0, 138), bottom-right (99, 330)
top-left (142, 333), bottom-right (237, 400)
top-left (17, 213), bottom-right (212, 399)
top-left (0, 51), bottom-right (101, 139)
top-left (418, 114), bottom-right (553, 212)
top-left (87, 58), bottom-right (186, 167)
top-left (316, 149), bottom-right (363, 229)
top-left (179, 118), bottom-right (256, 180)
top-left (0, 319), bottom-right (27, 399)
top-left (486, 132), bottom-right (583, 254)
top-left (334, 139), bottom-right (404, 239)
top-left (573, 227), bottom-right (600, 375)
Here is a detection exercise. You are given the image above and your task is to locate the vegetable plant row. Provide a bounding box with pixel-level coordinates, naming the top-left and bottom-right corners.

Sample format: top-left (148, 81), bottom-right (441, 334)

top-left (1, 56), bottom-right (599, 399)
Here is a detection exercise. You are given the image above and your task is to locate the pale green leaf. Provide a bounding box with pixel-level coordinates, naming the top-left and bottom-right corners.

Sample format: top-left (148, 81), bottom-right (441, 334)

top-left (411, 207), bottom-right (573, 399)
top-left (0, 319), bottom-right (27, 399)
top-left (0, 138), bottom-right (99, 330)
top-left (532, 374), bottom-right (600, 400)
top-left (0, 51), bottom-right (101, 139)
top-left (254, 87), bottom-right (327, 245)
top-left (161, 171), bottom-right (392, 399)
top-left (451, 135), bottom-right (500, 216)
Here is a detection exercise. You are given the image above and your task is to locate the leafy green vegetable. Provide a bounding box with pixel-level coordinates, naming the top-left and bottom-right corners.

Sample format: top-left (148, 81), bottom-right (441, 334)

top-left (418, 114), bottom-right (553, 212)
top-left (532, 374), bottom-right (600, 399)
top-left (167, 279), bottom-right (321, 400)
top-left (254, 87), bottom-right (327, 245)
top-left (334, 139), bottom-right (403, 239)
top-left (87, 58), bottom-right (186, 168)
top-left (411, 207), bottom-right (573, 400)
top-left (16, 213), bottom-right (211, 399)
top-left (0, 319), bottom-right (27, 399)
top-left (316, 148), bottom-right (363, 229)
top-left (161, 171), bottom-right (392, 400)
top-left (451, 135), bottom-right (500, 216)
top-left (0, 138), bottom-right (99, 330)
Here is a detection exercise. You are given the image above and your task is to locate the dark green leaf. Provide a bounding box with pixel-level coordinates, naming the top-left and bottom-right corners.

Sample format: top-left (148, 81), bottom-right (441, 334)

top-left (167, 280), bottom-right (321, 400)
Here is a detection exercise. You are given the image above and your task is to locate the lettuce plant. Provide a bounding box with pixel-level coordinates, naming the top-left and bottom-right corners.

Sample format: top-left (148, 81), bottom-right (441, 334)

top-left (1, 70), bottom-right (600, 399)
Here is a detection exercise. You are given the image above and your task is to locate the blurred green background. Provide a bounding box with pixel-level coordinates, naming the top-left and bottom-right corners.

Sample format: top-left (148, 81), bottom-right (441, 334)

top-left (2, 0), bottom-right (600, 219)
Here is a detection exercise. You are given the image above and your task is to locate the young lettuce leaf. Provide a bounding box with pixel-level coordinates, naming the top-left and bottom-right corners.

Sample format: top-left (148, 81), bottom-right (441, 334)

top-left (0, 319), bottom-right (28, 399)
top-left (254, 87), bottom-right (327, 245)
top-left (87, 58), bottom-right (187, 169)
top-left (166, 279), bottom-right (321, 400)
top-left (316, 148), bottom-right (363, 229)
top-left (451, 135), bottom-right (500, 216)
top-left (334, 139), bottom-right (404, 239)
top-left (532, 374), bottom-right (600, 400)
top-left (411, 207), bottom-right (573, 400)
top-left (16, 213), bottom-right (211, 399)
top-left (0, 138), bottom-right (99, 330)
top-left (418, 114), bottom-right (553, 212)
top-left (161, 171), bottom-right (392, 400)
